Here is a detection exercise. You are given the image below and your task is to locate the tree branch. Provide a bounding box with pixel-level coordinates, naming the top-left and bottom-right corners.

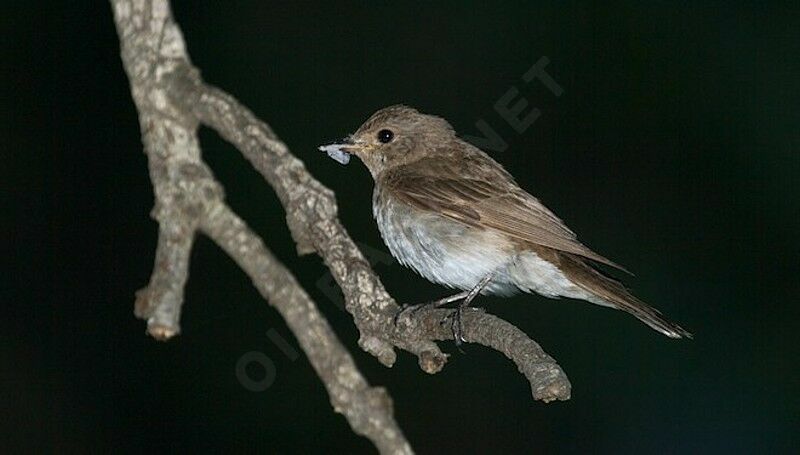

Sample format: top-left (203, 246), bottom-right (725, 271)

top-left (201, 202), bottom-right (410, 453)
top-left (113, 0), bottom-right (570, 451)
top-left (112, 1), bottom-right (410, 452)
top-left (174, 66), bottom-right (571, 402)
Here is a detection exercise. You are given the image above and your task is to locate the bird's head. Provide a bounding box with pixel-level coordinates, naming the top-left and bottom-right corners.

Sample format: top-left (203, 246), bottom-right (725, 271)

top-left (319, 105), bottom-right (456, 177)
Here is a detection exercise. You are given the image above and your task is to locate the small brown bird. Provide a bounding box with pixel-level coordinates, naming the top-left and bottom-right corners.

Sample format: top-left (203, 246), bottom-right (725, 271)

top-left (320, 105), bottom-right (691, 339)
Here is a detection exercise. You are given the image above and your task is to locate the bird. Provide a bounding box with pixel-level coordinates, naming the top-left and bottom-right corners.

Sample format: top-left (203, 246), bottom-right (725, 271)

top-left (319, 105), bottom-right (691, 340)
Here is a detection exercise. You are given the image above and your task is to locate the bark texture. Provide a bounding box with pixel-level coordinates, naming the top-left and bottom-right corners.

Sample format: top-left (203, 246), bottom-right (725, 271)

top-left (112, 1), bottom-right (570, 452)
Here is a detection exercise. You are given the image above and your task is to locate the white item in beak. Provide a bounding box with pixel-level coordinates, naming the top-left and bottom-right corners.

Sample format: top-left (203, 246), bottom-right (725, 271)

top-left (318, 144), bottom-right (351, 165)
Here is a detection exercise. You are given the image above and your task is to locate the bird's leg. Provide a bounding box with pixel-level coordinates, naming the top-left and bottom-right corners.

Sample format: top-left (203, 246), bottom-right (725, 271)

top-left (430, 291), bottom-right (471, 308)
top-left (452, 273), bottom-right (494, 345)
top-left (393, 290), bottom-right (470, 325)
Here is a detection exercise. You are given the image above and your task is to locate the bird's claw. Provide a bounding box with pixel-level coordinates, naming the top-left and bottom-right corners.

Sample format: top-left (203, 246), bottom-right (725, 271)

top-left (394, 299), bottom-right (472, 352)
top-left (392, 302), bottom-right (428, 326)
top-left (451, 306), bottom-right (466, 348)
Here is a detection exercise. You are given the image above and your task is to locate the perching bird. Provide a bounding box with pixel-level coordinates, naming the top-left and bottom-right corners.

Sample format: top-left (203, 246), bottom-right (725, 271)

top-left (320, 105), bottom-right (691, 339)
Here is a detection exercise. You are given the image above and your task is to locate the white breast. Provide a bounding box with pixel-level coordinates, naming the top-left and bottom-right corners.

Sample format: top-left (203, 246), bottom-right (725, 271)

top-left (373, 189), bottom-right (518, 295)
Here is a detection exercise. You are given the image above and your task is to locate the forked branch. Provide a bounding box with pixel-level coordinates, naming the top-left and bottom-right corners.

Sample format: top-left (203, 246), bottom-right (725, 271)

top-left (112, 0), bottom-right (569, 452)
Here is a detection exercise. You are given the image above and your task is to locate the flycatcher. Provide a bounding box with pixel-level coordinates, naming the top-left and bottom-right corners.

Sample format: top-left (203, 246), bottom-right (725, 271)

top-left (320, 105), bottom-right (691, 339)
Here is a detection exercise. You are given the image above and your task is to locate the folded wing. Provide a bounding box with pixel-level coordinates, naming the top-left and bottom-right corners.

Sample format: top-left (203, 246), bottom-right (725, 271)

top-left (381, 160), bottom-right (629, 273)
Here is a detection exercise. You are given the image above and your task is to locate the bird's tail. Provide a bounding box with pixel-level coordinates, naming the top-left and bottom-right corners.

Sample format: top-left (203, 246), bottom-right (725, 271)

top-left (557, 253), bottom-right (693, 339)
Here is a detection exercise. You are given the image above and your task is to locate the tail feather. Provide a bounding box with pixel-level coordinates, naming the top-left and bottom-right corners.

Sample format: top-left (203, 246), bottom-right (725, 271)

top-left (556, 252), bottom-right (692, 339)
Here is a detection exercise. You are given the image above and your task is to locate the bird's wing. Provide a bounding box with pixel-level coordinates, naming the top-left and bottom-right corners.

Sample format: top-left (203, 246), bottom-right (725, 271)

top-left (382, 170), bottom-right (629, 272)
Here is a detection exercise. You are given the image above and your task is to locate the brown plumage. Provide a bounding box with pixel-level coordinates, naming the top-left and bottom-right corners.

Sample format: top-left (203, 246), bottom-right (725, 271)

top-left (320, 105), bottom-right (691, 339)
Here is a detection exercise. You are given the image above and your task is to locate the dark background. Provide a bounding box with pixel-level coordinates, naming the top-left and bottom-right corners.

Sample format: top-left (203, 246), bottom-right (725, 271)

top-left (4, 1), bottom-right (799, 453)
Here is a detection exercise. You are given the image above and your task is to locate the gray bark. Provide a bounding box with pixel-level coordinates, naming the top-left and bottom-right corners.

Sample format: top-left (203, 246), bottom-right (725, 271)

top-left (111, 1), bottom-right (570, 452)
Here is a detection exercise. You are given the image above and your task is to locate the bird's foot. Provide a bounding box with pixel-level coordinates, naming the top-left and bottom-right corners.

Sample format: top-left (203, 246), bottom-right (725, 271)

top-left (449, 273), bottom-right (494, 347)
top-left (392, 291), bottom-right (471, 326)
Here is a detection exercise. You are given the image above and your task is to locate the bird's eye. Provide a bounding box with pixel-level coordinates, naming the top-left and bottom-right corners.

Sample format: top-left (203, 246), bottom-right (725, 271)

top-left (377, 129), bottom-right (394, 144)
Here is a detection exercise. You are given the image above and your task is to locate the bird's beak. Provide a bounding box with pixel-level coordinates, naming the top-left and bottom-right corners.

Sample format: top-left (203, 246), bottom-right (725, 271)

top-left (318, 137), bottom-right (357, 165)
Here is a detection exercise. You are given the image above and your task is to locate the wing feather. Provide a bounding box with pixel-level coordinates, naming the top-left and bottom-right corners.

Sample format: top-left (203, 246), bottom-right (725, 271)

top-left (383, 167), bottom-right (629, 273)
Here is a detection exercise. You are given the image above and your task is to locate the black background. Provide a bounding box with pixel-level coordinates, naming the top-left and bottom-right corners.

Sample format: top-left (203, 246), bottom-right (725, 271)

top-left (3, 1), bottom-right (799, 453)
